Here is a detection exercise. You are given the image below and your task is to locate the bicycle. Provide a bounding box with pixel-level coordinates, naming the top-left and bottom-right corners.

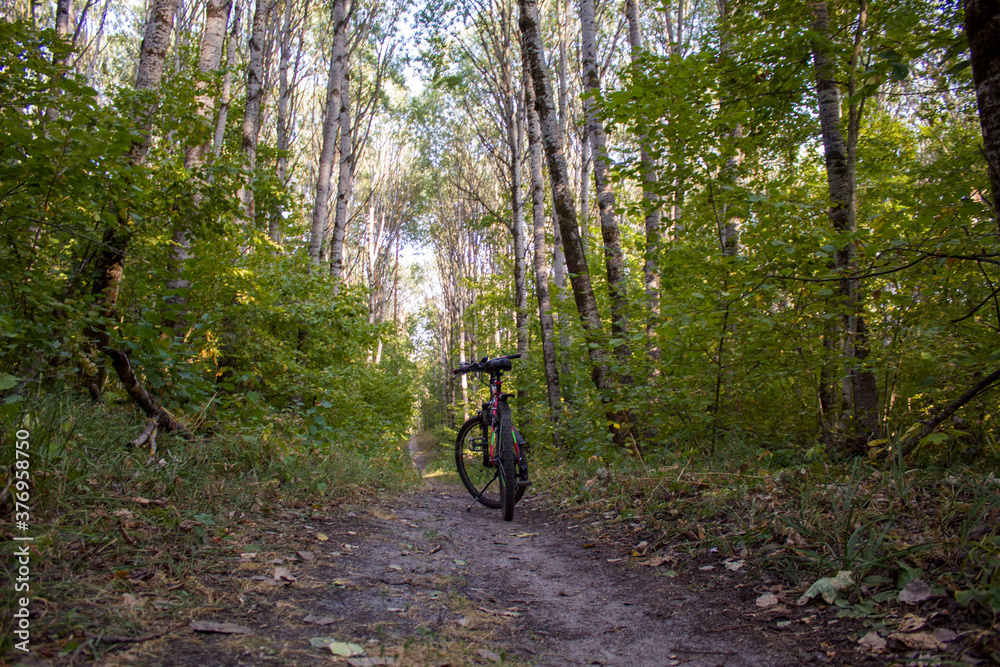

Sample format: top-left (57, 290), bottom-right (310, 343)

top-left (452, 354), bottom-right (531, 521)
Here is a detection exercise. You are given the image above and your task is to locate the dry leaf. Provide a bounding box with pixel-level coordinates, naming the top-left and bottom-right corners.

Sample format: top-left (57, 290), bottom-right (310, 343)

top-left (303, 614), bottom-right (337, 626)
top-left (724, 558), bottom-right (745, 571)
top-left (316, 533), bottom-right (329, 542)
top-left (274, 566), bottom-right (296, 584)
top-left (190, 621), bottom-right (254, 634)
top-left (859, 631), bottom-right (887, 652)
top-left (112, 509), bottom-right (134, 520)
top-left (756, 593), bottom-right (779, 608)
top-left (889, 632), bottom-right (945, 650)
top-left (898, 578), bottom-right (933, 604)
top-left (898, 613), bottom-right (927, 632)
top-left (641, 555), bottom-right (674, 567)
top-left (298, 551), bottom-right (315, 561)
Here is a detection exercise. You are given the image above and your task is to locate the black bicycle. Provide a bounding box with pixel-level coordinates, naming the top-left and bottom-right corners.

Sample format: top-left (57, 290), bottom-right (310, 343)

top-left (452, 354), bottom-right (531, 521)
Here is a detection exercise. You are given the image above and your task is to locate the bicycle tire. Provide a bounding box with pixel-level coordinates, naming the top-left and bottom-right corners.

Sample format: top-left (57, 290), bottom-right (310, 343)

top-left (455, 414), bottom-right (501, 509)
top-left (499, 403), bottom-right (516, 521)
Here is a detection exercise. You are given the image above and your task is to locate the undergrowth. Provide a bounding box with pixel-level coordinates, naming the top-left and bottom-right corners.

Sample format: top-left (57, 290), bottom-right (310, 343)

top-left (533, 434), bottom-right (1000, 630)
top-left (0, 395), bottom-right (419, 659)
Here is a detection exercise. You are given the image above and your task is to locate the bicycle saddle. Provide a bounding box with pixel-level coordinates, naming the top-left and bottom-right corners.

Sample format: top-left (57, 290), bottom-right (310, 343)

top-left (483, 356), bottom-right (512, 373)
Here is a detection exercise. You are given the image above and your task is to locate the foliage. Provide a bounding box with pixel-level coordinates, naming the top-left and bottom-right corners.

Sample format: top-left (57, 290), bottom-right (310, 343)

top-left (0, 20), bottom-right (414, 451)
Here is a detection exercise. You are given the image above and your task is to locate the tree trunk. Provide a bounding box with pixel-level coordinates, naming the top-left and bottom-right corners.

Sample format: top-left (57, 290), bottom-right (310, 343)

top-left (168, 0), bottom-right (231, 323)
top-left (212, 0), bottom-right (240, 156)
top-left (239, 0), bottom-right (268, 222)
top-left (309, 0), bottom-right (348, 265)
top-left (506, 80), bottom-right (529, 357)
top-left (965, 0), bottom-right (1000, 230)
top-left (524, 63), bottom-right (563, 449)
top-left (85, 0), bottom-right (189, 435)
top-left (330, 62), bottom-right (354, 281)
top-left (580, 0), bottom-right (633, 441)
top-left (625, 0), bottom-right (661, 360)
top-left (518, 0), bottom-right (610, 393)
top-left (810, 0), bottom-right (880, 439)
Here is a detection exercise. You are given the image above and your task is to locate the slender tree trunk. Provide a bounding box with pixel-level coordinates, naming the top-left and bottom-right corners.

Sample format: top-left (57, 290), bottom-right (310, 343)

top-left (168, 0), bottom-right (231, 322)
top-left (309, 0), bottom-right (348, 264)
top-left (330, 63), bottom-right (354, 281)
top-left (212, 0), bottom-right (240, 155)
top-left (271, 0), bottom-right (301, 243)
top-left (518, 0), bottom-right (609, 393)
top-left (965, 0), bottom-right (1000, 231)
top-left (524, 64), bottom-right (563, 449)
top-left (580, 0), bottom-right (634, 441)
top-left (625, 0), bottom-right (661, 360)
top-left (85, 0), bottom-right (187, 434)
top-left (239, 0), bottom-right (268, 222)
top-left (505, 78), bottom-right (529, 357)
top-left (810, 0), bottom-right (880, 439)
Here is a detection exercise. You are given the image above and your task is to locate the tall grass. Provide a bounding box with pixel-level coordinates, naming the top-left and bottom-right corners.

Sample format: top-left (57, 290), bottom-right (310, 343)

top-left (0, 395), bottom-right (419, 657)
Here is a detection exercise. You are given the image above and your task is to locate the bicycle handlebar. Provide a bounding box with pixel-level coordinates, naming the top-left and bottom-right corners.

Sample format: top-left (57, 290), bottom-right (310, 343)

top-left (452, 353), bottom-right (521, 376)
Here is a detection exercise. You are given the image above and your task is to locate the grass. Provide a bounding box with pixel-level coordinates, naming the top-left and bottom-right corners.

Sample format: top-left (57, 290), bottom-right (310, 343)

top-left (530, 434), bottom-right (1000, 634)
top-left (0, 394), bottom-right (420, 661)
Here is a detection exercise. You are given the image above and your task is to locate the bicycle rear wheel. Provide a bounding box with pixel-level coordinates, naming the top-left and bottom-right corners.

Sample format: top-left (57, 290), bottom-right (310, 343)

top-left (499, 404), bottom-right (516, 521)
top-left (455, 414), bottom-right (501, 509)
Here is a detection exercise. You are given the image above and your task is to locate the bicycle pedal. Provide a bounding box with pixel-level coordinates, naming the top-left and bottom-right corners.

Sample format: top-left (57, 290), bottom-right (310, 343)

top-left (516, 479), bottom-right (533, 487)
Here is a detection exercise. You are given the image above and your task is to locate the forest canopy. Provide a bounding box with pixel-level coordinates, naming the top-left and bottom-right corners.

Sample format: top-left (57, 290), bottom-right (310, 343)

top-left (0, 0), bottom-right (998, 467)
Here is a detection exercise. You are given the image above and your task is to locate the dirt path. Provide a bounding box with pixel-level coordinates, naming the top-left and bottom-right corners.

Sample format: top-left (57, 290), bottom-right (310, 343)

top-left (100, 438), bottom-right (878, 666)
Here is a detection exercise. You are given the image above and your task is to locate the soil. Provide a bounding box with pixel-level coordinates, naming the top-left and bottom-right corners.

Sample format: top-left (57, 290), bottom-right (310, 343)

top-left (29, 439), bottom-right (902, 666)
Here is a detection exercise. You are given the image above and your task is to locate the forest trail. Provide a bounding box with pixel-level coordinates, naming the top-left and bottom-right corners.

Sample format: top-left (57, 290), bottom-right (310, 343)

top-left (97, 437), bottom-right (876, 667)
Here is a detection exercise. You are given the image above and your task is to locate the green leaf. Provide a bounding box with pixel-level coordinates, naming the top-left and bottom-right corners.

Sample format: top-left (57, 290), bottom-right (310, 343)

top-left (0, 373), bottom-right (18, 390)
top-left (309, 638), bottom-right (364, 657)
top-left (798, 571), bottom-right (854, 605)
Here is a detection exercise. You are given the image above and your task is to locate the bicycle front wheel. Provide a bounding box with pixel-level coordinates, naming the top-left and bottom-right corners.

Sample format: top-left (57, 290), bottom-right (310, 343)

top-left (455, 414), bottom-right (501, 509)
top-left (499, 404), bottom-right (516, 521)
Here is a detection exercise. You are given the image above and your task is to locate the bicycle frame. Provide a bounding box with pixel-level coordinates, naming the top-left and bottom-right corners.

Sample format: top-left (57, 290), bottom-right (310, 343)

top-left (453, 354), bottom-right (529, 519)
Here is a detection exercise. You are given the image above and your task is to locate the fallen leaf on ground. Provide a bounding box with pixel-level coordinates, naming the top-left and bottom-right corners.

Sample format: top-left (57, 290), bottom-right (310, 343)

top-left (348, 658), bottom-right (395, 667)
top-left (334, 578), bottom-right (358, 588)
top-left (310, 638), bottom-right (364, 656)
top-left (513, 532), bottom-right (539, 538)
top-left (756, 593), bottom-right (779, 608)
top-left (858, 631), bottom-right (886, 652)
top-left (897, 613), bottom-right (926, 632)
top-left (190, 621), bottom-right (254, 634)
top-left (132, 496), bottom-right (151, 505)
top-left (888, 632), bottom-right (945, 650)
top-left (798, 571), bottom-right (854, 605)
top-left (298, 551), bottom-right (315, 561)
top-left (898, 578), bottom-right (933, 604)
top-left (478, 607), bottom-right (520, 617)
top-left (724, 558), bottom-right (745, 571)
top-left (303, 614), bottom-right (338, 625)
top-left (274, 566), bottom-right (296, 584)
top-left (113, 509), bottom-right (134, 520)
top-left (641, 556), bottom-right (673, 567)
top-left (316, 533), bottom-right (329, 541)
